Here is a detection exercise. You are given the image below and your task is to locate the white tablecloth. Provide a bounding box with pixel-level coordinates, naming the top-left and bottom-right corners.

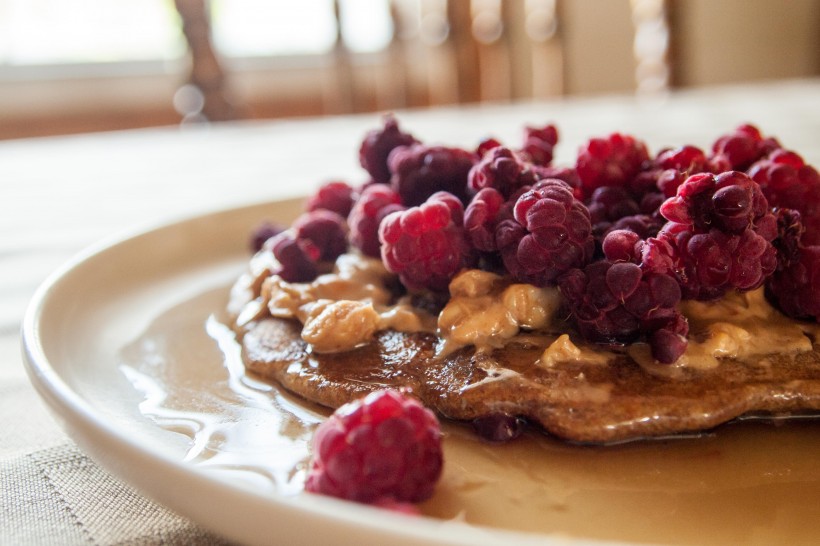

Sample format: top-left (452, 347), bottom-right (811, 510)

top-left (2, 79), bottom-right (819, 544)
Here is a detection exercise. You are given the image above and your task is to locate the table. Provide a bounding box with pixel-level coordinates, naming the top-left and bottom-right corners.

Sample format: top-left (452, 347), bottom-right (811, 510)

top-left (3, 79), bottom-right (819, 545)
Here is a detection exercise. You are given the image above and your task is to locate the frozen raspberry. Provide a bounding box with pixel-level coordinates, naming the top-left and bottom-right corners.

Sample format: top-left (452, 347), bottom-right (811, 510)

top-left (306, 181), bottom-right (357, 218)
top-left (656, 222), bottom-right (777, 300)
top-left (305, 389), bottom-right (443, 504)
top-left (389, 144), bottom-right (475, 206)
top-left (660, 171), bottom-right (774, 236)
top-left (270, 231), bottom-right (320, 282)
top-left (496, 179), bottom-right (594, 286)
top-left (657, 145), bottom-right (709, 173)
top-left (558, 260), bottom-right (687, 363)
top-left (472, 412), bottom-right (526, 443)
top-left (348, 184), bottom-right (404, 257)
top-left (249, 221), bottom-right (283, 252)
top-left (464, 187), bottom-right (506, 252)
top-left (359, 115), bottom-right (419, 184)
top-left (771, 208), bottom-right (804, 271)
top-left (748, 149), bottom-right (820, 245)
top-left (710, 123), bottom-right (780, 171)
top-left (601, 229), bottom-right (643, 263)
top-left (587, 186), bottom-right (640, 235)
top-left (576, 133), bottom-right (650, 198)
top-left (533, 165), bottom-right (583, 198)
top-left (766, 245), bottom-right (820, 321)
top-left (468, 146), bottom-right (540, 198)
top-left (521, 123), bottom-right (558, 166)
top-left (379, 192), bottom-right (474, 291)
top-left (476, 137), bottom-right (502, 157)
top-left (293, 210), bottom-right (348, 262)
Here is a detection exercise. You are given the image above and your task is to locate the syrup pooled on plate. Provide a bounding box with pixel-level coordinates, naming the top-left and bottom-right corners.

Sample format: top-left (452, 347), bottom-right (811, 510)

top-left (121, 286), bottom-right (820, 546)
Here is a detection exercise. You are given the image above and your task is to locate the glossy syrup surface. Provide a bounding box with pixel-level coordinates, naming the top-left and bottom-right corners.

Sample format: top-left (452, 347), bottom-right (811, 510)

top-left (120, 287), bottom-right (820, 545)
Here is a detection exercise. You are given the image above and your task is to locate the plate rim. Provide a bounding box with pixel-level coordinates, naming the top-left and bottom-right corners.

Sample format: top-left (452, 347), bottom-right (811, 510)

top-left (20, 199), bottom-right (602, 546)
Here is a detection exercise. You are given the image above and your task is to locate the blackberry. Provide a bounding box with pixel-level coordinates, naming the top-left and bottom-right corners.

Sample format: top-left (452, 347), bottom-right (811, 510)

top-left (388, 144), bottom-right (475, 206)
top-left (347, 184), bottom-right (404, 258)
top-left (576, 133), bottom-right (650, 198)
top-left (305, 389), bottom-right (443, 504)
top-left (496, 179), bottom-right (594, 286)
top-left (359, 114), bottom-right (419, 184)
top-left (306, 181), bottom-right (357, 218)
top-left (379, 191), bottom-right (474, 291)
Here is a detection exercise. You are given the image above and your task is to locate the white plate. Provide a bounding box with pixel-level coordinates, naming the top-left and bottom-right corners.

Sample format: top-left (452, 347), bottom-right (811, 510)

top-left (21, 199), bottom-right (583, 546)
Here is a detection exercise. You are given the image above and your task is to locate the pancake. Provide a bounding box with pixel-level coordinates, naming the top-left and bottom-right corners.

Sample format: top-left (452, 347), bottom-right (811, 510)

top-left (236, 316), bottom-right (820, 444)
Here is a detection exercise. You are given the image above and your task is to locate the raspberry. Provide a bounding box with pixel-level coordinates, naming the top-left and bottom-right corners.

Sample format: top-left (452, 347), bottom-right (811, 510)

top-left (476, 136), bottom-right (502, 157)
top-left (558, 259), bottom-right (688, 363)
top-left (464, 187), bottom-right (506, 252)
top-left (748, 149), bottom-right (820, 245)
top-left (471, 412), bottom-right (526, 443)
top-left (533, 165), bottom-right (583, 198)
top-left (576, 133), bottom-right (650, 198)
top-left (521, 123), bottom-right (559, 166)
top-left (710, 123), bottom-right (780, 171)
top-left (270, 231), bottom-right (320, 282)
top-left (389, 144), bottom-right (475, 206)
top-left (306, 181), bottom-right (357, 218)
top-left (305, 389), bottom-right (443, 504)
top-left (468, 146), bottom-right (540, 198)
top-left (379, 192), bottom-right (474, 291)
top-left (660, 171), bottom-right (773, 236)
top-left (348, 184), bottom-right (404, 257)
top-left (657, 145), bottom-right (709, 173)
top-left (766, 245), bottom-right (820, 321)
top-left (656, 222), bottom-right (777, 300)
top-left (293, 210), bottom-right (348, 262)
top-left (359, 115), bottom-right (419, 184)
top-left (496, 179), bottom-right (594, 286)
top-left (249, 221), bottom-right (283, 253)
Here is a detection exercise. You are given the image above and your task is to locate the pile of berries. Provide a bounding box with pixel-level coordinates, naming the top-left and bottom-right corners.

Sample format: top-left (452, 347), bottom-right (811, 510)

top-left (251, 116), bottom-right (820, 365)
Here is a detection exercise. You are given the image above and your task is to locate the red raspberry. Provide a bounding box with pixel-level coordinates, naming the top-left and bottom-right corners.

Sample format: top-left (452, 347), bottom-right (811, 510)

top-left (748, 149), bottom-right (820, 245)
top-left (388, 144), bottom-right (475, 206)
top-left (269, 231), bottom-right (320, 282)
top-left (656, 222), bottom-right (777, 300)
top-left (521, 123), bottom-right (559, 166)
top-left (576, 133), bottom-right (650, 198)
top-left (249, 221), bottom-right (283, 253)
top-left (660, 171), bottom-right (774, 236)
top-left (496, 179), bottom-right (594, 286)
top-left (464, 187), bottom-right (506, 252)
top-left (293, 210), bottom-right (348, 262)
top-left (468, 146), bottom-right (540, 198)
top-left (558, 259), bottom-right (688, 363)
top-left (379, 192), bottom-right (474, 291)
top-left (359, 115), bottom-right (419, 184)
top-left (533, 165), bottom-right (582, 198)
top-left (347, 184), bottom-right (404, 258)
top-left (766, 245), bottom-right (820, 321)
top-left (305, 389), bottom-right (443, 504)
top-left (710, 123), bottom-right (780, 171)
top-left (306, 181), bottom-right (357, 218)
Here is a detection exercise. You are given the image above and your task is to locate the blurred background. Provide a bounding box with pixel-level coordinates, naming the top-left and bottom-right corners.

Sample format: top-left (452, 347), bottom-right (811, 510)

top-left (1, 0), bottom-right (818, 141)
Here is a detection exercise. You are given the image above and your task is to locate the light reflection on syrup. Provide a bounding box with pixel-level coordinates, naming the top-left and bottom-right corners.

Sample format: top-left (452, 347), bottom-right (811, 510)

top-left (119, 288), bottom-right (326, 495)
top-left (120, 286), bottom-right (820, 545)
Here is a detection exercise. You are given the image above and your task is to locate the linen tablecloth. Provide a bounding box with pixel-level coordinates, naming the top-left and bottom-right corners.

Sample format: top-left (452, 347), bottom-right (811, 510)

top-left (3, 79), bottom-right (820, 544)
